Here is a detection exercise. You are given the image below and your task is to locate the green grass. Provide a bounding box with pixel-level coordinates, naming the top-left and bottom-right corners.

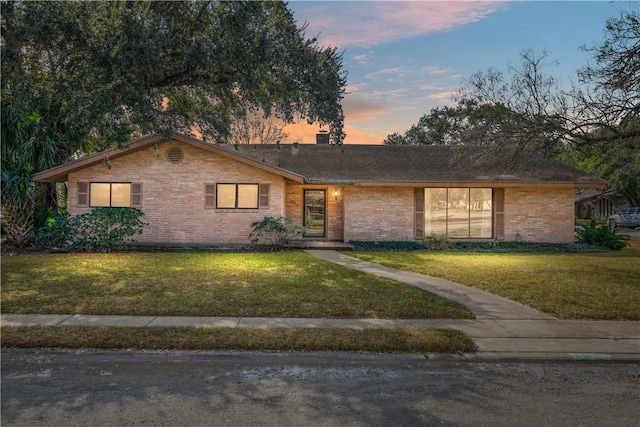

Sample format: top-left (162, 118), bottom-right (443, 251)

top-left (0, 326), bottom-right (477, 353)
top-left (350, 241), bottom-right (640, 320)
top-left (0, 251), bottom-right (472, 319)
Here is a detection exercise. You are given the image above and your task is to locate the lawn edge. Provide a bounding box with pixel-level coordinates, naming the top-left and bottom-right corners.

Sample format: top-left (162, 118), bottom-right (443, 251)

top-left (0, 326), bottom-right (478, 354)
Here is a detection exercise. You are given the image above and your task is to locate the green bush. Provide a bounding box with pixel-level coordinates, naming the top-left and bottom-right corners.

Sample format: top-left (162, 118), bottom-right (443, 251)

top-left (349, 241), bottom-right (425, 251)
top-left (576, 220), bottom-right (629, 250)
top-left (350, 240), bottom-right (607, 253)
top-left (422, 234), bottom-right (452, 251)
top-left (34, 214), bottom-right (73, 248)
top-left (36, 208), bottom-right (146, 252)
top-left (249, 216), bottom-right (305, 250)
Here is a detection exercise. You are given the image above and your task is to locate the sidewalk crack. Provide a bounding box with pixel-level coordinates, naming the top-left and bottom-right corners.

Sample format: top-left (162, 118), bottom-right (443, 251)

top-left (144, 316), bottom-right (158, 327)
top-left (58, 314), bottom-right (74, 326)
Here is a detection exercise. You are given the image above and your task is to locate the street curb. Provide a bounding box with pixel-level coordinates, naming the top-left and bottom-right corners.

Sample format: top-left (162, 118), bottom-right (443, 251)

top-left (427, 352), bottom-right (640, 364)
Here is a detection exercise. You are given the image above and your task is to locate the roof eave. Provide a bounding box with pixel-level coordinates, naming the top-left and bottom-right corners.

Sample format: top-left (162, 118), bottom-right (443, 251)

top-left (352, 180), bottom-right (607, 188)
top-left (304, 179), bottom-right (359, 185)
top-left (33, 133), bottom-right (306, 184)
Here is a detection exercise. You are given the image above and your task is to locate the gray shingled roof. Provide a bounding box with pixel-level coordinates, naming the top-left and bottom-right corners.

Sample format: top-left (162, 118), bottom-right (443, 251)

top-left (32, 133), bottom-right (605, 186)
top-left (223, 144), bottom-right (605, 185)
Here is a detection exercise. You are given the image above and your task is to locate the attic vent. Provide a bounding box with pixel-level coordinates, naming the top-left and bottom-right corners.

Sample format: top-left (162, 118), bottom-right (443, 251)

top-left (166, 148), bottom-right (184, 164)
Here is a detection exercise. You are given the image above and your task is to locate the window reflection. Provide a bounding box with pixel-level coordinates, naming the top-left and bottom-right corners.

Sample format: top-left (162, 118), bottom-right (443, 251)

top-left (425, 189), bottom-right (446, 236)
top-left (470, 188), bottom-right (492, 238)
top-left (424, 188), bottom-right (492, 238)
top-left (304, 190), bottom-right (325, 237)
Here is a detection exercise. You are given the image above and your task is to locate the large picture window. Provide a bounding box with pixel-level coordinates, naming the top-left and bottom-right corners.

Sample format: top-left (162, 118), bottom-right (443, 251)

top-left (216, 183), bottom-right (259, 209)
top-left (90, 183), bottom-right (134, 207)
top-left (424, 188), bottom-right (492, 238)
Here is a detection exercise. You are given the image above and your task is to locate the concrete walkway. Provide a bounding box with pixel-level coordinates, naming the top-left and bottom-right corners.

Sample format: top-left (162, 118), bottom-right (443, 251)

top-left (304, 250), bottom-right (554, 320)
top-left (302, 250), bottom-right (640, 360)
top-left (2, 250), bottom-right (639, 361)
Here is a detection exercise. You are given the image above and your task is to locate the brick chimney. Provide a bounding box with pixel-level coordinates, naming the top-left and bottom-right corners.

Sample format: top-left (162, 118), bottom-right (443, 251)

top-left (316, 130), bottom-right (330, 144)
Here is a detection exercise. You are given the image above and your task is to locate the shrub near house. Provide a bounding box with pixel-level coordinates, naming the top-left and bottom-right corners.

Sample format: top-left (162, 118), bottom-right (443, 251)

top-left (249, 216), bottom-right (305, 250)
top-left (576, 220), bottom-right (629, 250)
top-left (37, 207), bottom-right (145, 252)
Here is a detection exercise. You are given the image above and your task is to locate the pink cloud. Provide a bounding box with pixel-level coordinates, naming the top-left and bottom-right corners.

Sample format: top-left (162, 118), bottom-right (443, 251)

top-left (427, 90), bottom-right (458, 102)
top-left (422, 65), bottom-right (453, 75)
top-left (343, 97), bottom-right (392, 122)
top-left (343, 124), bottom-right (386, 145)
top-left (295, 2), bottom-right (506, 48)
top-left (345, 83), bottom-right (366, 93)
top-left (353, 53), bottom-right (371, 64)
top-left (365, 66), bottom-right (407, 79)
top-left (361, 88), bottom-right (410, 99)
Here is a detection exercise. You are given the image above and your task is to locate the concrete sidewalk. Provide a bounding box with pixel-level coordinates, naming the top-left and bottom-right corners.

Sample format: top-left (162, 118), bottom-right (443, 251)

top-left (2, 250), bottom-right (639, 362)
top-left (2, 314), bottom-right (639, 361)
top-left (302, 250), bottom-right (640, 360)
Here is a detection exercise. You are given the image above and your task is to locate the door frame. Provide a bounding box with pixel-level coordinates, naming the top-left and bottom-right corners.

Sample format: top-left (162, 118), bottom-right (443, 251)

top-left (303, 189), bottom-right (327, 238)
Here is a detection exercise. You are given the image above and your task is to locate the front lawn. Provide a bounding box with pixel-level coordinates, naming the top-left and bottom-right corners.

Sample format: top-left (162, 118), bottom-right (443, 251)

top-left (350, 241), bottom-right (640, 320)
top-left (0, 251), bottom-right (472, 319)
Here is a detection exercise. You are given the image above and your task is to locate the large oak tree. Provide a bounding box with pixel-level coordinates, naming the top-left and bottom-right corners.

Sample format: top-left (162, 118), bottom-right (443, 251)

top-left (1, 1), bottom-right (346, 244)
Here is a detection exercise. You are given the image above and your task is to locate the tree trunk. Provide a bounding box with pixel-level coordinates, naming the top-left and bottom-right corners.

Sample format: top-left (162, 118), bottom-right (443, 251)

top-left (1, 199), bottom-right (34, 247)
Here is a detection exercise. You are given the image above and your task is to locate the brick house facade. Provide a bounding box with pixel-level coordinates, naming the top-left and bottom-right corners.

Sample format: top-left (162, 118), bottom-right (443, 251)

top-left (34, 133), bottom-right (605, 245)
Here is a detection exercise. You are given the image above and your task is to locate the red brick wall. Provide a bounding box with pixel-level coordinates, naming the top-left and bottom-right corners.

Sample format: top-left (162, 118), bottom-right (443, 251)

top-left (343, 186), bottom-right (414, 242)
top-left (68, 141), bottom-right (286, 245)
top-left (504, 186), bottom-right (575, 243)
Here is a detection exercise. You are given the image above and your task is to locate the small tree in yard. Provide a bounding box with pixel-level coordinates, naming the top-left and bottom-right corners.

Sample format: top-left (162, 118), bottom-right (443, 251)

top-left (249, 217), bottom-right (305, 251)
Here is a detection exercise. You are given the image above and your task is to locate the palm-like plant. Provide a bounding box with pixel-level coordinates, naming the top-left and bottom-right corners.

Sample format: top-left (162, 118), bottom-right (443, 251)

top-left (576, 220), bottom-right (630, 250)
top-left (1, 88), bottom-right (74, 246)
top-left (1, 166), bottom-right (35, 246)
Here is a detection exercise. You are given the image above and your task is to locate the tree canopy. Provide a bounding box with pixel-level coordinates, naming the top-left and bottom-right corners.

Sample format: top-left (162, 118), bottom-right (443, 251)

top-left (1, 0), bottom-right (347, 245)
top-left (2, 0), bottom-right (346, 160)
top-left (383, 11), bottom-right (639, 206)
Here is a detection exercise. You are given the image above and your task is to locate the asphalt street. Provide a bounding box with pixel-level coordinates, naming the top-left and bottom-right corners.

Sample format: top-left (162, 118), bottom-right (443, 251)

top-left (2, 349), bottom-right (639, 427)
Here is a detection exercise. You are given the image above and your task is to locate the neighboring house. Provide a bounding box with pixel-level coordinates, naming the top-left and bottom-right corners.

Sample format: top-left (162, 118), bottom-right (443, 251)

top-left (34, 132), bottom-right (606, 245)
top-left (575, 188), bottom-right (623, 221)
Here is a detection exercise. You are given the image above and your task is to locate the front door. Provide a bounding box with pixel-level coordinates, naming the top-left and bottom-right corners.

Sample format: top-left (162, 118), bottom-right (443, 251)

top-left (304, 189), bottom-right (326, 238)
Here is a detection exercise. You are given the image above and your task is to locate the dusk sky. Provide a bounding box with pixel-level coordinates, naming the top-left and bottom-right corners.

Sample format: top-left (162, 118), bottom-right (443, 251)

top-left (284, 0), bottom-right (639, 144)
